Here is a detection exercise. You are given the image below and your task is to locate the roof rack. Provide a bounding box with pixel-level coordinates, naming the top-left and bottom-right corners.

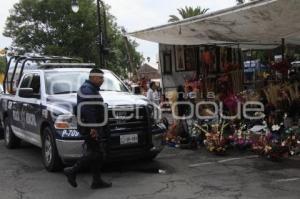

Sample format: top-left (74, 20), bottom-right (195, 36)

top-left (3, 55), bottom-right (82, 94)
top-left (39, 63), bottom-right (96, 69)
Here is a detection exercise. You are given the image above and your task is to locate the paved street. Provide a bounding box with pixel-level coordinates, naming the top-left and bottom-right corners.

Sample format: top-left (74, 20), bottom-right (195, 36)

top-left (0, 139), bottom-right (300, 199)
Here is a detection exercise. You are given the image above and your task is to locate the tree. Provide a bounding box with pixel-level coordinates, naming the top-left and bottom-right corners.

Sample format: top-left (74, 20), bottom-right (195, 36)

top-left (3, 0), bottom-right (143, 77)
top-left (168, 6), bottom-right (209, 22)
top-left (0, 57), bottom-right (6, 73)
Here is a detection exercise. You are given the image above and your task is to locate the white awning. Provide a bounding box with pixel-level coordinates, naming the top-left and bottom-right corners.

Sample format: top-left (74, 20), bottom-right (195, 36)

top-left (129, 0), bottom-right (300, 48)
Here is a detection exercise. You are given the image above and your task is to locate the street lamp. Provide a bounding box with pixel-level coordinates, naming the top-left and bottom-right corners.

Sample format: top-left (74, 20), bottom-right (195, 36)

top-left (71, 0), bottom-right (107, 68)
top-left (71, 0), bottom-right (79, 13)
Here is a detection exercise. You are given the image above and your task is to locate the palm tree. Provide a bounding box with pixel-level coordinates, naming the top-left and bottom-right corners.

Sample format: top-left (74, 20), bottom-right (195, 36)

top-left (168, 6), bottom-right (209, 22)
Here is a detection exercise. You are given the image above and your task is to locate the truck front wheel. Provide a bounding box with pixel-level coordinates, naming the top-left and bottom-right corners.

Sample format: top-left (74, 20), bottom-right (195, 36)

top-left (42, 127), bottom-right (62, 172)
top-left (4, 118), bottom-right (21, 149)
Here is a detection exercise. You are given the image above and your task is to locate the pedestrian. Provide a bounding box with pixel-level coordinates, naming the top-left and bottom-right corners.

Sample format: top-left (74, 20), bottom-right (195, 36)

top-left (187, 86), bottom-right (196, 117)
top-left (156, 86), bottom-right (162, 103)
top-left (63, 68), bottom-right (112, 189)
top-left (176, 85), bottom-right (186, 117)
top-left (147, 82), bottom-right (158, 105)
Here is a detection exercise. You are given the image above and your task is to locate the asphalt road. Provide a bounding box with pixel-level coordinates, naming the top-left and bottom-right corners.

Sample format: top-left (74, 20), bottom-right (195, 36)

top-left (0, 139), bottom-right (300, 199)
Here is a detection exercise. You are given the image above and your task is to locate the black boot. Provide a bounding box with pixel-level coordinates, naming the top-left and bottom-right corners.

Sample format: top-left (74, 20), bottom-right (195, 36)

top-left (63, 167), bottom-right (78, 188)
top-left (91, 179), bottom-right (112, 189)
top-left (90, 153), bottom-right (111, 189)
top-left (64, 153), bottom-right (90, 188)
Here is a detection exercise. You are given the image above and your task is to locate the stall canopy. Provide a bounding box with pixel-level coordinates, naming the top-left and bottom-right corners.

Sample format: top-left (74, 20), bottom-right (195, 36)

top-left (129, 0), bottom-right (300, 48)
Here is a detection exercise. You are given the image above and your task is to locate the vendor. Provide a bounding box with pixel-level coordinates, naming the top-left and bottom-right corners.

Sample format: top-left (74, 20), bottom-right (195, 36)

top-left (177, 85), bottom-right (186, 117)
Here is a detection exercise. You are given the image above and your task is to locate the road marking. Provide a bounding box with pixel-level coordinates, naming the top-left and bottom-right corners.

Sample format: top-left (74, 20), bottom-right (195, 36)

top-left (189, 155), bottom-right (259, 168)
top-left (218, 158), bottom-right (242, 163)
top-left (273, 178), bottom-right (300, 183)
top-left (189, 162), bottom-right (214, 168)
top-left (218, 155), bottom-right (259, 163)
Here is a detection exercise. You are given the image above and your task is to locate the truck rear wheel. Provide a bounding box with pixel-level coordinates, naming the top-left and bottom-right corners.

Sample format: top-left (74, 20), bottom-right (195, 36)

top-left (143, 153), bottom-right (158, 162)
top-left (4, 118), bottom-right (21, 149)
top-left (42, 127), bottom-right (62, 172)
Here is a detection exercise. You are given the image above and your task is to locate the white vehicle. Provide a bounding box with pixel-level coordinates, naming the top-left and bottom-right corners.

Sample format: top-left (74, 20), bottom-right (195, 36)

top-left (0, 84), bottom-right (3, 94)
top-left (0, 55), bottom-right (166, 172)
top-left (289, 61), bottom-right (300, 79)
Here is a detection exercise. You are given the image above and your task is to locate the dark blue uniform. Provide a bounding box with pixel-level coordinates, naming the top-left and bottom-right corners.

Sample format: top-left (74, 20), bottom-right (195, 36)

top-left (74, 80), bottom-right (106, 183)
top-left (77, 80), bottom-right (105, 133)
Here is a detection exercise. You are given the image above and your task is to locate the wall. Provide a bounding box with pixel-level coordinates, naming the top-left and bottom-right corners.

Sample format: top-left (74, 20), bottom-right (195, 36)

top-left (159, 44), bottom-right (195, 92)
top-left (159, 43), bottom-right (243, 94)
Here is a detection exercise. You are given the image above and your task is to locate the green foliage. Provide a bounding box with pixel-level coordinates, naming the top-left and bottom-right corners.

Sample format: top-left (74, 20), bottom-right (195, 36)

top-left (0, 57), bottom-right (6, 73)
top-left (168, 6), bottom-right (209, 22)
top-left (3, 0), bottom-right (143, 76)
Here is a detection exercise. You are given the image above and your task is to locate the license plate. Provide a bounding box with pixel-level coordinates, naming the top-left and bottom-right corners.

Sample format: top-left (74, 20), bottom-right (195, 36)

top-left (120, 134), bottom-right (138, 145)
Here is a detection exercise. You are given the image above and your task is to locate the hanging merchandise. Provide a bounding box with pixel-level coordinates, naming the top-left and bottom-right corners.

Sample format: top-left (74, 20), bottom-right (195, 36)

top-left (270, 60), bottom-right (290, 77)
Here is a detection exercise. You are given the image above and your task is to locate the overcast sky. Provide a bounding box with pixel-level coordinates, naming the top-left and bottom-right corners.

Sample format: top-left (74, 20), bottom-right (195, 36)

top-left (0, 0), bottom-right (237, 62)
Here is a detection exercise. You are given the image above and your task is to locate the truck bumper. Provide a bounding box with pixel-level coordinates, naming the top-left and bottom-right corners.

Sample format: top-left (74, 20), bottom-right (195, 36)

top-left (56, 128), bottom-right (165, 161)
top-left (56, 139), bottom-right (84, 159)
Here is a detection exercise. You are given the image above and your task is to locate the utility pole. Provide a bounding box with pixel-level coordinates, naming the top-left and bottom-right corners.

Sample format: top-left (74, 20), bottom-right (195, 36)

top-left (96, 0), bottom-right (104, 67)
top-left (122, 28), bottom-right (136, 80)
top-left (71, 0), bottom-right (108, 68)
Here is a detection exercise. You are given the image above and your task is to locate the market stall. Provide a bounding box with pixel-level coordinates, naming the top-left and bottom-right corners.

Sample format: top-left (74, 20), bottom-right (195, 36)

top-left (129, 0), bottom-right (300, 159)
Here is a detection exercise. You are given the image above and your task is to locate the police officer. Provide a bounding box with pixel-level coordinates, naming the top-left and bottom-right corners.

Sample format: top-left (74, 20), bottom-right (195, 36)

top-left (64, 68), bottom-right (112, 189)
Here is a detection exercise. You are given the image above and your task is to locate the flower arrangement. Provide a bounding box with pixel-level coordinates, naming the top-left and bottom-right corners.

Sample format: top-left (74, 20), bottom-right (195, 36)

top-left (248, 122), bottom-right (297, 160)
top-left (229, 124), bottom-right (252, 150)
top-left (194, 121), bottom-right (229, 155)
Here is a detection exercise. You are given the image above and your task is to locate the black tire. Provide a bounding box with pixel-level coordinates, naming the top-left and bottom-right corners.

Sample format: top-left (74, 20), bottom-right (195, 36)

top-left (143, 153), bottom-right (158, 162)
top-left (0, 127), bottom-right (4, 139)
top-left (41, 127), bottom-right (62, 172)
top-left (4, 118), bottom-right (21, 149)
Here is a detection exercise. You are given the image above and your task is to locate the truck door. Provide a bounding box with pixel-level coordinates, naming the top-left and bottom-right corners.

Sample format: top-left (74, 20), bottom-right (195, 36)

top-left (10, 74), bottom-right (32, 136)
top-left (17, 73), bottom-right (42, 146)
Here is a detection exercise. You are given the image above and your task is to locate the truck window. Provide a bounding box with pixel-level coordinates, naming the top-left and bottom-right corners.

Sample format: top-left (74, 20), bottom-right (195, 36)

top-left (20, 75), bottom-right (32, 88)
top-left (30, 74), bottom-right (41, 95)
top-left (19, 74), bottom-right (41, 98)
top-left (45, 71), bottom-right (128, 94)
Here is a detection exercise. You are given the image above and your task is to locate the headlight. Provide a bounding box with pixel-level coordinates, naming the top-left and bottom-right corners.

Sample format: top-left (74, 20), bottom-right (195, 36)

top-left (54, 114), bottom-right (77, 129)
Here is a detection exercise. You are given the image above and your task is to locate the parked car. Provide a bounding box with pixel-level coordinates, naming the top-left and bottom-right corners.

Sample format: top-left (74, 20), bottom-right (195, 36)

top-left (0, 56), bottom-right (166, 171)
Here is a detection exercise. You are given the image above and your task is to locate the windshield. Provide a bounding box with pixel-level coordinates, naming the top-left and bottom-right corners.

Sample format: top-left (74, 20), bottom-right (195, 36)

top-left (292, 63), bottom-right (300, 68)
top-left (45, 71), bottom-right (128, 95)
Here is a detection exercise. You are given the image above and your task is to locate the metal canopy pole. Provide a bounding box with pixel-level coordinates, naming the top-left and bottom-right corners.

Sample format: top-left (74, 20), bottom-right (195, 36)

top-left (281, 38), bottom-right (285, 61)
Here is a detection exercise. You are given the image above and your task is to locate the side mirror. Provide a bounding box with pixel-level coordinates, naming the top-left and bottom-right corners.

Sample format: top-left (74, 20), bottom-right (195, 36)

top-left (19, 88), bottom-right (34, 98)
